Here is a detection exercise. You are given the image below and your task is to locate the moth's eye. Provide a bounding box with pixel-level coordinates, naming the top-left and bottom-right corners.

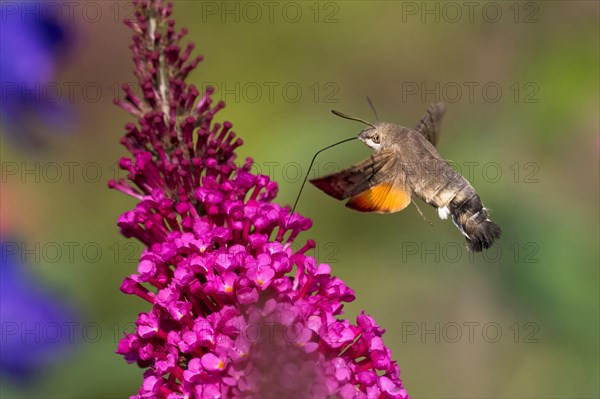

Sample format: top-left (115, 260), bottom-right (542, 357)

top-left (371, 134), bottom-right (381, 144)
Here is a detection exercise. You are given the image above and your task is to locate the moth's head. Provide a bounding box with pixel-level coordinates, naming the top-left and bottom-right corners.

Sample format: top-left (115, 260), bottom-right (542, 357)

top-left (357, 123), bottom-right (396, 151)
top-left (331, 110), bottom-right (402, 151)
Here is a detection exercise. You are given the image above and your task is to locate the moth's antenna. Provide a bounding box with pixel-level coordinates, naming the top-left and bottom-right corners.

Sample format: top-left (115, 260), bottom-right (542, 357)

top-left (366, 96), bottom-right (380, 121)
top-left (288, 136), bottom-right (358, 225)
top-left (331, 110), bottom-right (375, 128)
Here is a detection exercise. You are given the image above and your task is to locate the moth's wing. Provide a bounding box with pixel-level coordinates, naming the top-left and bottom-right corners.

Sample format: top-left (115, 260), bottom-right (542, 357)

top-left (310, 151), bottom-right (412, 214)
top-left (310, 151), bottom-right (396, 200)
top-left (345, 173), bottom-right (412, 214)
top-left (414, 102), bottom-right (445, 146)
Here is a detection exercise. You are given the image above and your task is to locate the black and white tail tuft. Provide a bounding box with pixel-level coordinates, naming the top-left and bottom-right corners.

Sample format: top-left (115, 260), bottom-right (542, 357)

top-left (449, 194), bottom-right (502, 252)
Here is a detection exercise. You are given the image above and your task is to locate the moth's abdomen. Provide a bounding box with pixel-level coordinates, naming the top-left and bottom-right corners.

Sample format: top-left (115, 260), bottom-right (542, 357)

top-left (411, 160), bottom-right (501, 252)
top-left (448, 191), bottom-right (502, 252)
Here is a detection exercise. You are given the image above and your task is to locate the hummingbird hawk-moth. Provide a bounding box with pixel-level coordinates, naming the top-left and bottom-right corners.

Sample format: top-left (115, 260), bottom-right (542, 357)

top-left (308, 102), bottom-right (502, 252)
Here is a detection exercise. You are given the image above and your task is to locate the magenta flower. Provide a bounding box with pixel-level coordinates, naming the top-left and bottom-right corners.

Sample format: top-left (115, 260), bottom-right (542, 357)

top-left (110, 1), bottom-right (409, 398)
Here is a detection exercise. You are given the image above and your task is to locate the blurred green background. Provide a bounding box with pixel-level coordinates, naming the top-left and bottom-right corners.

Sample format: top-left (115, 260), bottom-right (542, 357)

top-left (1, 1), bottom-right (598, 398)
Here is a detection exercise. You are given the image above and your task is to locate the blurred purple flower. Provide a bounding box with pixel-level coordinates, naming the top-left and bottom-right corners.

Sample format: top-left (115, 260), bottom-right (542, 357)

top-left (0, 238), bottom-right (76, 380)
top-left (110, 1), bottom-right (409, 398)
top-left (0, 0), bottom-right (76, 149)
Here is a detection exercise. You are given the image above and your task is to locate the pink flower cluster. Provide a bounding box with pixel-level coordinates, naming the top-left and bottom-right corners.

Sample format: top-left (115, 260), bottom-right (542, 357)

top-left (110, 1), bottom-right (409, 398)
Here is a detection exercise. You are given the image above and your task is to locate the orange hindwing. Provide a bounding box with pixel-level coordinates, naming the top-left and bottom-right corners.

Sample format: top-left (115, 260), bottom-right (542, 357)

top-left (346, 183), bottom-right (411, 214)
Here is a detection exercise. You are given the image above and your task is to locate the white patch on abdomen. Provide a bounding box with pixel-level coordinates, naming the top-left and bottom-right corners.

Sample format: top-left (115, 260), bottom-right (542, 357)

top-left (438, 206), bottom-right (450, 220)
